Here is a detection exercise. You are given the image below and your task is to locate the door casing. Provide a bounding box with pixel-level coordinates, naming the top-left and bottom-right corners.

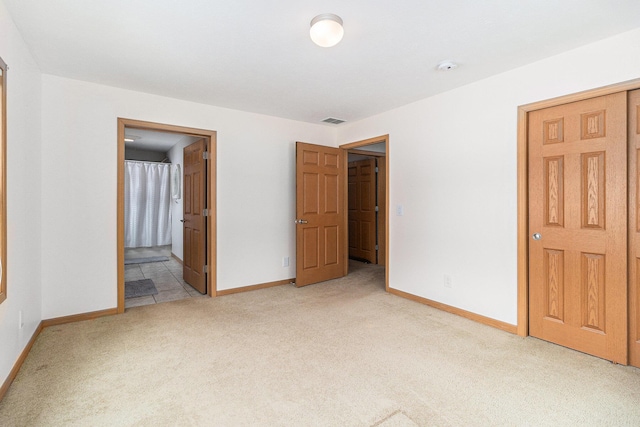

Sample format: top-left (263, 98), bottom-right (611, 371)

top-left (340, 135), bottom-right (390, 291)
top-left (117, 118), bottom-right (217, 313)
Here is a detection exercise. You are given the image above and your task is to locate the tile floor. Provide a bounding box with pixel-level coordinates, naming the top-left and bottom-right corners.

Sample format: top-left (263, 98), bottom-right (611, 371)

top-left (124, 258), bottom-right (205, 309)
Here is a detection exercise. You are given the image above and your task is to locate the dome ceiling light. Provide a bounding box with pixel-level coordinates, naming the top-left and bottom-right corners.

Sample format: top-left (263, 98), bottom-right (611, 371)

top-left (310, 14), bottom-right (344, 47)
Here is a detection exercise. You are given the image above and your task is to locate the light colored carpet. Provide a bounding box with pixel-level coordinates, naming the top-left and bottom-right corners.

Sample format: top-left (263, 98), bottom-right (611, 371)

top-left (1, 262), bottom-right (639, 426)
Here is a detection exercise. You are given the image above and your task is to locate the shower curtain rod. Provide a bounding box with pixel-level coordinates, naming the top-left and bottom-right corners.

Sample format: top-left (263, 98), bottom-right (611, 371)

top-left (124, 159), bottom-right (171, 165)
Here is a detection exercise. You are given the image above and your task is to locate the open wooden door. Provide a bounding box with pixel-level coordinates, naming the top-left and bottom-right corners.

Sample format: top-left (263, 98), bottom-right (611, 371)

top-left (183, 138), bottom-right (207, 294)
top-left (528, 92), bottom-right (628, 364)
top-left (348, 158), bottom-right (377, 263)
top-left (295, 142), bottom-right (347, 287)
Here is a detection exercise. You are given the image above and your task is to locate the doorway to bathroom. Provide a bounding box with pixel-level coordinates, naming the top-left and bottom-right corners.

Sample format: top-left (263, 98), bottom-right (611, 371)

top-left (116, 118), bottom-right (216, 313)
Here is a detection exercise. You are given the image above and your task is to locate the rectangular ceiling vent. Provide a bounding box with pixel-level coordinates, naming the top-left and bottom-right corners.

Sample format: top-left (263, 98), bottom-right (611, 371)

top-left (322, 117), bottom-right (346, 125)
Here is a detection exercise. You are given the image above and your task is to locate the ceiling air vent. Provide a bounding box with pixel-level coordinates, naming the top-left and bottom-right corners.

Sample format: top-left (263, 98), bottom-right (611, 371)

top-left (322, 117), bottom-right (346, 125)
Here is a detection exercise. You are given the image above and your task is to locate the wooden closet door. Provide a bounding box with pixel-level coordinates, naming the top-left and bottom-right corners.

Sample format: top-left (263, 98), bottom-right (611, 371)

top-left (528, 92), bottom-right (628, 364)
top-left (628, 89), bottom-right (640, 368)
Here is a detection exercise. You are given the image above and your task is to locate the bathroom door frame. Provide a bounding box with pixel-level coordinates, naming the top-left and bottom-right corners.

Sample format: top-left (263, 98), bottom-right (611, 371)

top-left (116, 118), bottom-right (217, 313)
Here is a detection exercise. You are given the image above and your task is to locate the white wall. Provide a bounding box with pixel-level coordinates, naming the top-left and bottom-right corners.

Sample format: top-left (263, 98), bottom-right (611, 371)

top-left (0, 0), bottom-right (42, 388)
top-left (337, 28), bottom-right (640, 325)
top-left (166, 135), bottom-right (198, 261)
top-left (40, 76), bottom-right (335, 318)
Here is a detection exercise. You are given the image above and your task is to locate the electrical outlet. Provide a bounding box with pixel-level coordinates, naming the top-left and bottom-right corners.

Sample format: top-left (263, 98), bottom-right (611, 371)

top-left (282, 257), bottom-right (290, 267)
top-left (444, 275), bottom-right (452, 289)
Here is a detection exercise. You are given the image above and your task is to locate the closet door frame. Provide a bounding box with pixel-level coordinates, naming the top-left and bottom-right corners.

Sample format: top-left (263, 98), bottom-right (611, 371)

top-left (516, 78), bottom-right (640, 365)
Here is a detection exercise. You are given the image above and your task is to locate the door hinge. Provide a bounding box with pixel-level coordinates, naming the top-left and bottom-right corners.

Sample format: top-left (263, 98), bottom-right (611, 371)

top-left (203, 265), bottom-right (209, 274)
top-left (375, 167), bottom-right (379, 173)
top-left (375, 206), bottom-right (379, 212)
top-left (375, 245), bottom-right (379, 250)
top-left (202, 208), bottom-right (209, 217)
top-left (202, 151), bottom-right (210, 160)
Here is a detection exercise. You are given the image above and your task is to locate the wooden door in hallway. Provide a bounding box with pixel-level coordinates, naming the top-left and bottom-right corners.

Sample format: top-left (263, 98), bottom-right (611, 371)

top-left (628, 89), bottom-right (640, 367)
top-left (295, 142), bottom-right (347, 287)
top-left (528, 92), bottom-right (628, 364)
top-left (183, 138), bottom-right (207, 294)
top-left (348, 158), bottom-right (377, 263)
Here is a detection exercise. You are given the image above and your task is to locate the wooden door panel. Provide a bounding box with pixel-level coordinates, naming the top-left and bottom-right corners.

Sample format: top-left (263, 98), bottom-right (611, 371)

top-left (581, 152), bottom-right (605, 229)
top-left (190, 228), bottom-right (204, 285)
top-left (303, 227), bottom-right (319, 269)
top-left (348, 220), bottom-right (357, 250)
top-left (184, 228), bottom-right (192, 272)
top-left (324, 152), bottom-right (339, 167)
top-left (360, 221), bottom-right (373, 245)
top-left (348, 181), bottom-right (357, 210)
top-left (303, 173), bottom-right (319, 214)
top-left (325, 174), bottom-right (339, 213)
top-left (184, 174), bottom-right (192, 215)
top-left (581, 252), bottom-right (606, 332)
top-left (296, 142), bottom-right (346, 287)
top-left (628, 89), bottom-right (640, 367)
top-left (543, 248), bottom-right (564, 322)
top-left (360, 183), bottom-right (374, 211)
top-left (543, 156), bottom-right (564, 226)
top-left (529, 92), bottom-right (627, 364)
top-left (324, 225), bottom-right (339, 265)
top-left (192, 171), bottom-right (202, 213)
top-left (303, 150), bottom-right (318, 165)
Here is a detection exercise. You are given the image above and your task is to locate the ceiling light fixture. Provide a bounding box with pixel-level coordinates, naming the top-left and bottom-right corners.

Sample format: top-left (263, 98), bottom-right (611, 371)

top-left (124, 135), bottom-right (140, 143)
top-left (310, 14), bottom-right (344, 47)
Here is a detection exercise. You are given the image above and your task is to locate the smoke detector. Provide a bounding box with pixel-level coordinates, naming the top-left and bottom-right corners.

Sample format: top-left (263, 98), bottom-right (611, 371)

top-left (436, 61), bottom-right (458, 71)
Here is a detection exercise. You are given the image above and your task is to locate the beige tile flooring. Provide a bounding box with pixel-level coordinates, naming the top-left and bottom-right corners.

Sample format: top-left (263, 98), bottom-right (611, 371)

top-left (124, 258), bottom-right (205, 309)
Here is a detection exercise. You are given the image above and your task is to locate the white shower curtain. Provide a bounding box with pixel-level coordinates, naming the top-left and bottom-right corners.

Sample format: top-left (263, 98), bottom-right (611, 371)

top-left (124, 161), bottom-right (172, 248)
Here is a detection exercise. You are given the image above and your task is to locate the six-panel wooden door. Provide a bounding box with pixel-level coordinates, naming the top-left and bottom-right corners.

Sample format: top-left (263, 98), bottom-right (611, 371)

top-left (183, 138), bottom-right (207, 294)
top-left (528, 92), bottom-right (628, 364)
top-left (295, 142), bottom-right (346, 287)
top-left (348, 159), bottom-right (377, 263)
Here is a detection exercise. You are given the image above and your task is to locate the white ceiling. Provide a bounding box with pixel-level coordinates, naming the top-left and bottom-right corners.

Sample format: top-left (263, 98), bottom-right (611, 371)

top-left (5, 1), bottom-right (640, 124)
